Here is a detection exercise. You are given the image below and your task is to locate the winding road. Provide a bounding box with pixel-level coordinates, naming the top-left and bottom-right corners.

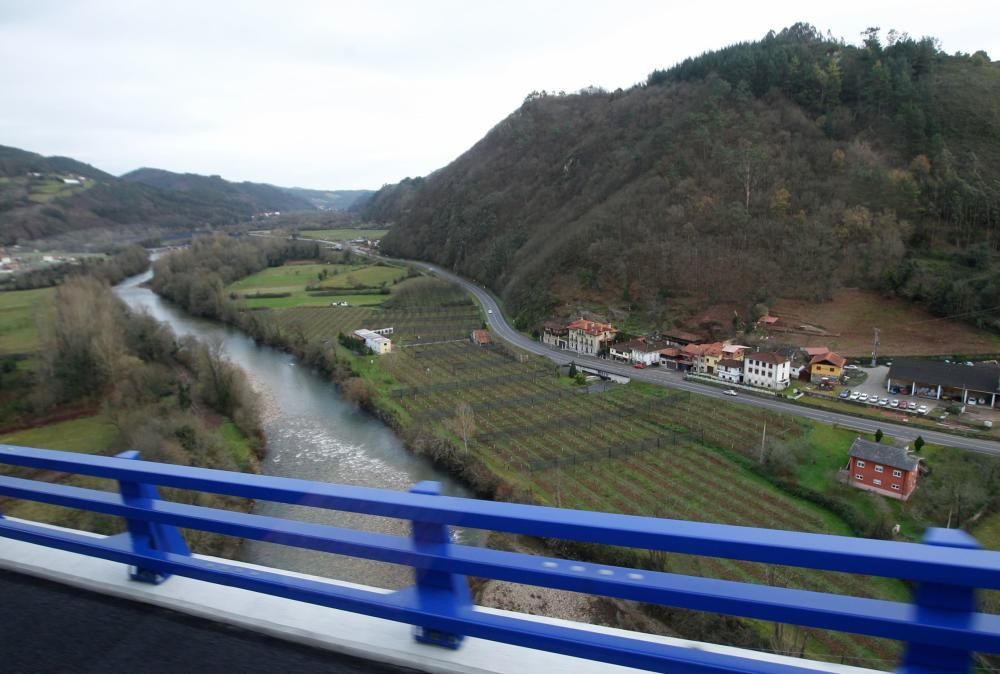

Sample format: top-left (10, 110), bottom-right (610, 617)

top-left (258, 232), bottom-right (1000, 457)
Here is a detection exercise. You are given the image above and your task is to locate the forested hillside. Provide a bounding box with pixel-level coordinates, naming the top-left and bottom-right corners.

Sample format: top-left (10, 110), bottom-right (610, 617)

top-left (0, 147), bottom-right (316, 244)
top-left (121, 168), bottom-right (315, 213)
top-left (371, 25), bottom-right (1000, 328)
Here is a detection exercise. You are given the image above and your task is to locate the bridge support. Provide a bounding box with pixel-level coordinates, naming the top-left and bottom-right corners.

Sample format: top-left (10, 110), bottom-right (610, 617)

top-left (407, 480), bottom-right (469, 649)
top-left (115, 450), bottom-right (190, 584)
top-left (901, 527), bottom-right (979, 674)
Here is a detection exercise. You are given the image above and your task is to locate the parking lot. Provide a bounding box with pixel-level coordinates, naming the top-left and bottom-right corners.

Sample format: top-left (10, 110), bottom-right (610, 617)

top-left (829, 365), bottom-right (937, 416)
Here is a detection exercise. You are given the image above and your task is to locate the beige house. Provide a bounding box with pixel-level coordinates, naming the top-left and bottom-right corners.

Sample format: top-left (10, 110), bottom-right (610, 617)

top-left (566, 319), bottom-right (617, 355)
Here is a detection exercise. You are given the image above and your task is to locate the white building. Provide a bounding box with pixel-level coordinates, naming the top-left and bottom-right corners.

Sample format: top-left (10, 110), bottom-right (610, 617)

top-left (566, 319), bottom-right (617, 356)
top-left (742, 352), bottom-right (791, 390)
top-left (353, 329), bottom-right (392, 355)
top-left (716, 359), bottom-right (744, 384)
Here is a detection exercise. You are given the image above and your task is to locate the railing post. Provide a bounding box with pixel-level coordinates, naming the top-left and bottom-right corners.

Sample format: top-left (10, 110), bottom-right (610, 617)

top-left (115, 450), bottom-right (190, 584)
top-left (409, 480), bottom-right (469, 649)
top-left (900, 527), bottom-right (980, 674)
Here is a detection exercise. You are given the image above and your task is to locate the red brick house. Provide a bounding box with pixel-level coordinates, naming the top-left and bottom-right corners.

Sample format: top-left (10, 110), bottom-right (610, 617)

top-left (470, 329), bottom-right (492, 346)
top-left (847, 438), bottom-right (920, 500)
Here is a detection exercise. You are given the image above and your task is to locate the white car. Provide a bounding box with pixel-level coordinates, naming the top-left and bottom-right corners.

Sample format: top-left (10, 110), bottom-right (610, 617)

top-left (724, 389), bottom-right (738, 396)
top-left (918, 405), bottom-right (929, 415)
top-left (488, 309), bottom-right (493, 314)
top-left (858, 393), bottom-right (869, 402)
top-left (890, 400), bottom-right (899, 408)
top-left (844, 364), bottom-right (859, 370)
top-left (879, 398), bottom-right (889, 406)
top-left (850, 392), bottom-right (861, 400)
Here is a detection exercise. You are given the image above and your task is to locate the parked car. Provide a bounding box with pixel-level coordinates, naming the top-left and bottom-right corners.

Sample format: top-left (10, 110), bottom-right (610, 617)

top-left (908, 401), bottom-right (918, 410)
top-left (879, 398), bottom-right (889, 406)
top-left (918, 405), bottom-right (929, 415)
top-left (969, 398), bottom-right (977, 406)
top-left (965, 361), bottom-right (974, 366)
top-left (844, 364), bottom-right (859, 370)
top-left (839, 389), bottom-right (851, 399)
top-left (723, 389), bottom-right (738, 396)
top-left (890, 400), bottom-right (899, 408)
top-left (850, 392), bottom-right (861, 400)
top-left (633, 363), bottom-right (646, 369)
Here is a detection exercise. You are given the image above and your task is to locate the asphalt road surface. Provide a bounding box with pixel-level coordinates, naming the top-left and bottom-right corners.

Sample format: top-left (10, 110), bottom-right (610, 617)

top-left (0, 569), bottom-right (419, 674)
top-left (257, 233), bottom-right (1000, 457)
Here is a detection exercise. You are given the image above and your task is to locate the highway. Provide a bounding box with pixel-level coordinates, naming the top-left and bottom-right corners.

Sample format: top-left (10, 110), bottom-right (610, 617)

top-left (260, 232), bottom-right (1000, 456)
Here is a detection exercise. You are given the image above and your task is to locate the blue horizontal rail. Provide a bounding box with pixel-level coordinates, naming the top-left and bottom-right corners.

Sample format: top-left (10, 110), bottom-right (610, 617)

top-left (1, 444), bottom-right (999, 674)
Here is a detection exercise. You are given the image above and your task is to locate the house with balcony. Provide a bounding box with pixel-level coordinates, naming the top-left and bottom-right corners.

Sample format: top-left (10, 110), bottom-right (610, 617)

top-left (566, 319), bottom-right (617, 356)
top-left (742, 352), bottom-right (791, 390)
top-left (717, 359), bottom-right (744, 384)
top-left (541, 322), bottom-right (568, 349)
top-left (846, 437), bottom-right (920, 500)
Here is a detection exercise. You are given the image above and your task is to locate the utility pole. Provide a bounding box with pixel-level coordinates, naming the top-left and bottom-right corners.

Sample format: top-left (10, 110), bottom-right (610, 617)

top-left (759, 420), bottom-right (767, 464)
top-left (871, 327), bottom-right (880, 368)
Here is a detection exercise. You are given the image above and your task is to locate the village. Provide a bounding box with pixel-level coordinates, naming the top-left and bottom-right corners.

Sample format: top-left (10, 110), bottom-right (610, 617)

top-left (539, 315), bottom-right (1000, 503)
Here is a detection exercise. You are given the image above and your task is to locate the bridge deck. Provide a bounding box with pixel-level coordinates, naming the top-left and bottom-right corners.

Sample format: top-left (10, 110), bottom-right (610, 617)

top-left (0, 569), bottom-right (417, 674)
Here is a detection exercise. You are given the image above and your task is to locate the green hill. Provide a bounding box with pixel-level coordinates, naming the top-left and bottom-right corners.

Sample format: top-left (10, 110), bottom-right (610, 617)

top-left (370, 25), bottom-right (1000, 329)
top-left (0, 148), bottom-right (318, 244)
top-left (121, 167), bottom-right (315, 214)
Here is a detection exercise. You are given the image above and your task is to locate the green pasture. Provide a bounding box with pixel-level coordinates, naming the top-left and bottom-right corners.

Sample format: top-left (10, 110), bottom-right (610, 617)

top-left (297, 228), bottom-right (389, 241)
top-left (0, 287), bottom-right (54, 354)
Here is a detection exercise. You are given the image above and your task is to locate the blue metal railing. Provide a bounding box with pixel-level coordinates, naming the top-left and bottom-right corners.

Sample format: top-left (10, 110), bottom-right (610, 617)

top-left (0, 444), bottom-right (998, 673)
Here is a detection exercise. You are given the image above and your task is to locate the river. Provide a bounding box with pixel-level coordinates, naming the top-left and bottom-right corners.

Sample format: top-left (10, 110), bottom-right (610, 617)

top-left (114, 269), bottom-right (479, 588)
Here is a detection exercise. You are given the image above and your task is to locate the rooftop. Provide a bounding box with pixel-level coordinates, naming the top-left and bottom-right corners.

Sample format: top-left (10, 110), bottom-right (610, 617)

top-left (745, 351), bottom-right (788, 365)
top-left (810, 352), bottom-right (846, 368)
top-left (566, 319), bottom-right (616, 336)
top-left (889, 358), bottom-right (1000, 393)
top-left (848, 438), bottom-right (920, 472)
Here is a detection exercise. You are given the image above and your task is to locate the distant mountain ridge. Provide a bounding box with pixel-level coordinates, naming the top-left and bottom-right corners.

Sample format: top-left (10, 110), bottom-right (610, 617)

top-left (121, 167), bottom-right (315, 214)
top-left (0, 146), bottom-right (368, 244)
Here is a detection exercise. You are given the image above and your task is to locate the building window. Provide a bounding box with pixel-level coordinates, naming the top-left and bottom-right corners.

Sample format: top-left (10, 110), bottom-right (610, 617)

top-left (892, 469), bottom-right (902, 478)
top-left (856, 460), bottom-right (865, 468)
top-left (873, 479), bottom-right (882, 486)
top-left (891, 484), bottom-right (901, 491)
top-left (874, 465), bottom-right (884, 473)
top-left (855, 474), bottom-right (863, 480)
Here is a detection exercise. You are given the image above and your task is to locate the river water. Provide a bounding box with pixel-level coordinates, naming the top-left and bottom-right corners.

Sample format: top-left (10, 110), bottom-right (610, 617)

top-left (114, 269), bottom-right (478, 588)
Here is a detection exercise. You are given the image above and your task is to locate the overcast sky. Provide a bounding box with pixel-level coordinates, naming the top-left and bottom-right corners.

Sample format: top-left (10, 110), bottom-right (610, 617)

top-left (2, 1), bottom-right (997, 190)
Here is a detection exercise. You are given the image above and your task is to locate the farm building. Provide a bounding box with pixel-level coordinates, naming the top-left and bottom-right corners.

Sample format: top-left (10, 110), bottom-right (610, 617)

top-left (470, 329), bottom-right (492, 346)
top-left (846, 438), bottom-right (920, 500)
top-left (886, 359), bottom-right (1000, 407)
top-left (353, 329), bottom-right (392, 355)
top-left (662, 329), bottom-right (704, 347)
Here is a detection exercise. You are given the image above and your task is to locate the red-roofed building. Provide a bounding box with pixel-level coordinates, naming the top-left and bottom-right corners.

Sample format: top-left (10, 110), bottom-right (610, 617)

top-left (810, 351), bottom-right (846, 381)
top-left (683, 342), bottom-right (724, 375)
top-left (566, 319), bottom-right (617, 355)
top-left (470, 329), bottom-right (492, 346)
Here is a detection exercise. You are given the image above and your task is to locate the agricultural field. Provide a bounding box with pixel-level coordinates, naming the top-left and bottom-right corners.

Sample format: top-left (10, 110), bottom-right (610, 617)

top-left (367, 338), bottom-right (907, 664)
top-left (0, 286), bottom-right (53, 354)
top-left (296, 228), bottom-right (389, 241)
top-left (260, 275), bottom-right (483, 345)
top-left (226, 261), bottom-right (408, 309)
